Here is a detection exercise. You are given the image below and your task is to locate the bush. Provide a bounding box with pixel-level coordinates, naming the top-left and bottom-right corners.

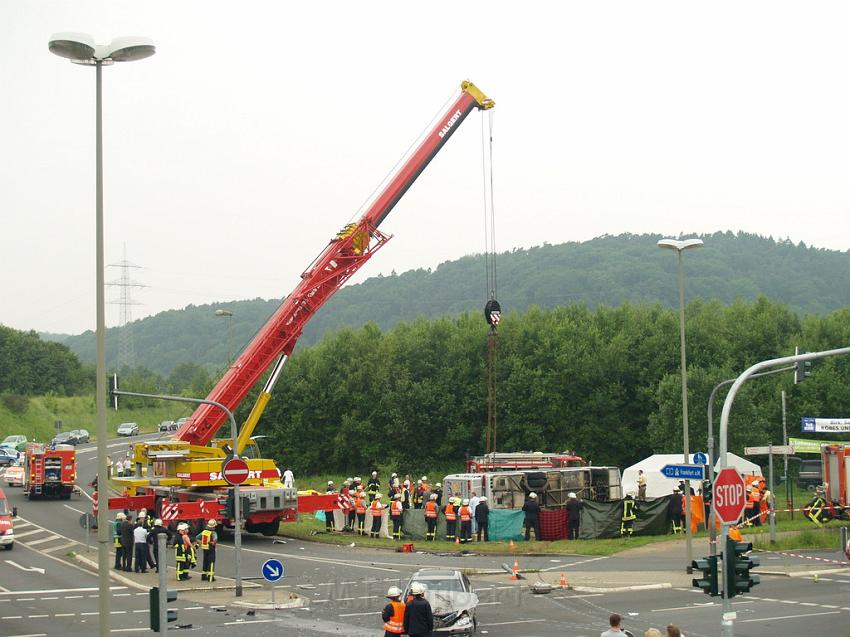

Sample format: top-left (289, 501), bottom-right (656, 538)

top-left (1, 393), bottom-right (30, 414)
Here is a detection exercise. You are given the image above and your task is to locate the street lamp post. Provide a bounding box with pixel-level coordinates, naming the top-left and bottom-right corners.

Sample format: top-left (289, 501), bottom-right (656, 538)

top-left (215, 309), bottom-right (234, 366)
top-left (48, 32), bottom-right (155, 637)
top-left (658, 237), bottom-right (703, 573)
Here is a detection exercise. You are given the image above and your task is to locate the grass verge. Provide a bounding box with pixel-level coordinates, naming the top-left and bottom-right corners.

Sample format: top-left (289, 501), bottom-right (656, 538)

top-left (751, 526), bottom-right (846, 552)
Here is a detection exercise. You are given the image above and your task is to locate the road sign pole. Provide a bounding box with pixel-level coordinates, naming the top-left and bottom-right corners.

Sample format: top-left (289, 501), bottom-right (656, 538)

top-left (158, 532), bottom-right (168, 636)
top-left (271, 580), bottom-right (276, 608)
top-left (768, 443), bottom-right (776, 544)
top-left (720, 522), bottom-right (733, 637)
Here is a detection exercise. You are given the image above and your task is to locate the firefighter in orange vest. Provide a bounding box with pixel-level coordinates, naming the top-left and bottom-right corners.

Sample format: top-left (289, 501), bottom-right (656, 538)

top-left (381, 586), bottom-right (405, 636)
top-left (355, 487), bottom-right (367, 536)
top-left (370, 493), bottom-right (384, 538)
top-left (424, 493), bottom-right (439, 541)
top-left (459, 498), bottom-right (473, 543)
top-left (390, 493), bottom-right (404, 540)
top-left (195, 519), bottom-right (218, 581)
top-left (443, 496), bottom-right (458, 542)
top-left (745, 484), bottom-right (761, 526)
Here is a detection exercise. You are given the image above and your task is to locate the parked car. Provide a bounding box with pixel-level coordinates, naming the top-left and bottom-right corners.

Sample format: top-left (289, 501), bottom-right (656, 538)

top-left (69, 429), bottom-right (90, 444)
top-left (0, 447), bottom-right (19, 466)
top-left (5, 461), bottom-right (24, 487)
top-left (116, 422), bottom-right (139, 437)
top-left (0, 435), bottom-right (27, 452)
top-left (403, 569), bottom-right (479, 635)
top-left (158, 420), bottom-right (178, 432)
top-left (797, 458), bottom-right (823, 491)
top-left (51, 431), bottom-right (75, 446)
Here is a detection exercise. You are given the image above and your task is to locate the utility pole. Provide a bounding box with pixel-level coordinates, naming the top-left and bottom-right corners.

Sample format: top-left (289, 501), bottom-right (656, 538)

top-left (108, 245), bottom-right (146, 369)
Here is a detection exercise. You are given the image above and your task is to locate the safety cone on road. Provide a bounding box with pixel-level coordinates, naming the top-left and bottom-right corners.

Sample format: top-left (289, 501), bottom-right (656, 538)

top-left (509, 539), bottom-right (516, 550)
top-left (559, 573), bottom-right (568, 588)
top-left (511, 560), bottom-right (520, 581)
top-left (455, 535), bottom-right (460, 545)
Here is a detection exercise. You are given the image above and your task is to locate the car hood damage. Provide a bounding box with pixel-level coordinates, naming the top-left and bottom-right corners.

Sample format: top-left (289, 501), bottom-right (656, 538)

top-left (427, 590), bottom-right (478, 625)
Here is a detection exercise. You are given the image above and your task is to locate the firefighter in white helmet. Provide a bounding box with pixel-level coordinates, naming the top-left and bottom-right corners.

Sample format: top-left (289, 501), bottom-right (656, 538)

top-left (195, 519), bottom-right (218, 581)
top-left (381, 586), bottom-right (405, 636)
top-left (174, 522), bottom-right (192, 581)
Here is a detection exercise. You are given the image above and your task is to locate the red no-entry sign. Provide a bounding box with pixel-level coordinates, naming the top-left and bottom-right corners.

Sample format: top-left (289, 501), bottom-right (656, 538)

top-left (222, 457), bottom-right (250, 486)
top-left (713, 467), bottom-right (746, 523)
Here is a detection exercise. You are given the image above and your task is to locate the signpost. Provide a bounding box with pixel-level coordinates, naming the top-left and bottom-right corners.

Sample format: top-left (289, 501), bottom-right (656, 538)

top-left (221, 457), bottom-right (250, 486)
top-left (262, 558), bottom-right (284, 608)
top-left (693, 452), bottom-right (708, 466)
top-left (660, 464), bottom-right (705, 481)
top-left (743, 444), bottom-right (790, 543)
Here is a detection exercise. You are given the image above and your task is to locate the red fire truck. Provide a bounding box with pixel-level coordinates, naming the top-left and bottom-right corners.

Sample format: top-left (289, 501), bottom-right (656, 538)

top-left (24, 443), bottom-right (77, 500)
top-left (821, 444), bottom-right (850, 508)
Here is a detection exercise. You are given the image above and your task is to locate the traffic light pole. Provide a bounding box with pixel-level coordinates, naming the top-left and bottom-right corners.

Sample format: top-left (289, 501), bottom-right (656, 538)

top-left (158, 532), bottom-right (168, 636)
top-left (717, 346), bottom-right (850, 637)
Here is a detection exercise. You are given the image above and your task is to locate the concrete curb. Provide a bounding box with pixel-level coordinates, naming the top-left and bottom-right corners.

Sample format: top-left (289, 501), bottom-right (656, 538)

top-left (758, 566), bottom-right (850, 578)
top-left (570, 583), bottom-right (673, 594)
top-left (72, 551), bottom-right (261, 592)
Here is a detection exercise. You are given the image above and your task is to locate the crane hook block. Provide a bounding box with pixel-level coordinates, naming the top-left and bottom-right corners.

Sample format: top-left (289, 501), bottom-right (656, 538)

top-left (485, 299), bottom-right (501, 327)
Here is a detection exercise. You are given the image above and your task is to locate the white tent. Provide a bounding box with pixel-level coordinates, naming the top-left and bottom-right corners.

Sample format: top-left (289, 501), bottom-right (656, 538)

top-left (622, 453), bottom-right (762, 499)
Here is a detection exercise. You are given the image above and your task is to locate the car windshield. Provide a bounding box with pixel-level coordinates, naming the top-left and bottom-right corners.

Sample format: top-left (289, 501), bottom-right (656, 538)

top-left (2, 437), bottom-right (20, 445)
top-left (419, 577), bottom-right (465, 593)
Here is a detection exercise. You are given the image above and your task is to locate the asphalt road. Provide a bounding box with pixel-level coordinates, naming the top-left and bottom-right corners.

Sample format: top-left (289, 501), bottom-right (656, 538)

top-left (2, 436), bottom-right (849, 636)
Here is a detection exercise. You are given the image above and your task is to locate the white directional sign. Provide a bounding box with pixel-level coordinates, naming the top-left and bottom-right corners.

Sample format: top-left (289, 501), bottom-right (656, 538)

top-left (744, 445), bottom-right (794, 456)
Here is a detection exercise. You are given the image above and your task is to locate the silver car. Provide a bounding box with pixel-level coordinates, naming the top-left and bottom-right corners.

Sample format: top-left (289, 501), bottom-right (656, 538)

top-left (116, 422), bottom-right (139, 436)
top-left (403, 569), bottom-right (479, 635)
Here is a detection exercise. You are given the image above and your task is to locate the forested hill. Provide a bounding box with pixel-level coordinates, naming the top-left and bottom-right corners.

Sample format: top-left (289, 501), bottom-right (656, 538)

top-left (50, 232), bottom-right (850, 376)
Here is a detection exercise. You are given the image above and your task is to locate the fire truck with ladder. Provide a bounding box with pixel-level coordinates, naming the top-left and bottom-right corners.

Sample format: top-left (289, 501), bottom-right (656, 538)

top-left (105, 81), bottom-right (495, 533)
top-left (24, 442), bottom-right (77, 500)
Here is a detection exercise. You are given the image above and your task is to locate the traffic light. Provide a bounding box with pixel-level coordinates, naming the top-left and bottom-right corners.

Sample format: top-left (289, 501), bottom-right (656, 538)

top-left (794, 347), bottom-right (811, 384)
top-left (149, 586), bottom-right (178, 632)
top-left (725, 538), bottom-right (760, 597)
top-left (691, 556), bottom-right (719, 596)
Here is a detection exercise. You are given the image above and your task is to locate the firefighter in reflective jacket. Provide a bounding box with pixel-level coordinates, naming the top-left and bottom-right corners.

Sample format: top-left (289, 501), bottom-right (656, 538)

top-left (443, 497), bottom-right (458, 541)
top-left (745, 485), bottom-right (761, 527)
top-left (370, 494), bottom-right (384, 538)
top-left (621, 494), bottom-right (637, 537)
top-left (195, 519), bottom-right (218, 581)
top-left (424, 493), bottom-right (439, 541)
top-left (459, 498), bottom-right (473, 543)
top-left (381, 586), bottom-right (405, 636)
top-left (390, 493), bottom-right (404, 540)
top-left (804, 486), bottom-right (828, 526)
top-left (355, 488), bottom-right (367, 536)
top-left (174, 523), bottom-right (194, 581)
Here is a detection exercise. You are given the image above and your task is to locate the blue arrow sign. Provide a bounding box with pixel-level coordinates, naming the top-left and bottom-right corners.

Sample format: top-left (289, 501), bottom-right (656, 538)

top-left (660, 464), bottom-right (705, 481)
top-left (692, 452), bottom-right (708, 466)
top-left (262, 558), bottom-right (284, 582)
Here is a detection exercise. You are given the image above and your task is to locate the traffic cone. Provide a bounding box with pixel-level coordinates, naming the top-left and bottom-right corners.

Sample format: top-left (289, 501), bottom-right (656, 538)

top-left (509, 539), bottom-right (515, 550)
top-left (455, 534), bottom-right (460, 545)
top-left (559, 573), bottom-right (568, 588)
top-left (511, 560), bottom-right (519, 581)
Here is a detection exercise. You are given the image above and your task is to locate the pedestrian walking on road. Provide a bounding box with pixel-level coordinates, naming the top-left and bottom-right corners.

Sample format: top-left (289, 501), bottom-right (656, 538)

top-left (474, 496), bottom-right (489, 542)
top-left (133, 519), bottom-right (149, 573)
top-left (381, 586), bottom-right (405, 636)
top-left (522, 492), bottom-right (541, 541)
top-left (403, 582), bottom-right (434, 637)
top-left (637, 470), bottom-right (647, 501)
top-left (195, 519), bottom-right (218, 581)
top-left (566, 492), bottom-right (583, 540)
top-left (120, 515), bottom-right (135, 571)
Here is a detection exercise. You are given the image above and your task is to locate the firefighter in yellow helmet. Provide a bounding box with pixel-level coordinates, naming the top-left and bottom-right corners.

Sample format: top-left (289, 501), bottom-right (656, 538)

top-left (195, 519), bottom-right (218, 581)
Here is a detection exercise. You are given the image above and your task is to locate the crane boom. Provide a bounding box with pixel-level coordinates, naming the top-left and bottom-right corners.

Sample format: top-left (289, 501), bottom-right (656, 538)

top-left (179, 81), bottom-right (494, 446)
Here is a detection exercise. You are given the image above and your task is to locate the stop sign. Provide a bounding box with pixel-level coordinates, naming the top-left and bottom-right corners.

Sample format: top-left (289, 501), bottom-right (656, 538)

top-left (221, 457), bottom-right (250, 486)
top-left (713, 467), bottom-right (746, 523)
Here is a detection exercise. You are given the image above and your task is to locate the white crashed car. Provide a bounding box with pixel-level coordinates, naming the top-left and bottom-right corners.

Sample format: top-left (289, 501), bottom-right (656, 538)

top-left (403, 568), bottom-right (479, 635)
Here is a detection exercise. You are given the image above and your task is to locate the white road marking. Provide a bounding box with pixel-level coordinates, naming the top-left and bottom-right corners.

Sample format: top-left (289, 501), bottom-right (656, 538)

top-left (62, 504), bottom-right (87, 515)
top-left (27, 615), bottom-right (48, 618)
top-left (540, 555), bottom-right (610, 571)
top-left (55, 613), bottom-right (75, 617)
top-left (12, 530), bottom-right (42, 539)
top-left (739, 611), bottom-right (841, 623)
top-left (485, 619), bottom-right (547, 627)
top-left (1, 616), bottom-right (23, 619)
top-left (0, 587), bottom-right (124, 596)
top-left (42, 541), bottom-right (78, 555)
top-left (4, 561), bottom-right (44, 574)
top-left (312, 600), bottom-right (330, 604)
top-left (222, 619), bottom-right (277, 626)
top-left (478, 601), bottom-right (502, 606)
top-left (338, 611), bottom-right (379, 617)
top-left (27, 536), bottom-right (62, 547)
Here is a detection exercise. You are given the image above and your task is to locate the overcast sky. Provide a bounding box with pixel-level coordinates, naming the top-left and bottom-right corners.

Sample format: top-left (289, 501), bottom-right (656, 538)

top-left (2, 1), bottom-right (847, 334)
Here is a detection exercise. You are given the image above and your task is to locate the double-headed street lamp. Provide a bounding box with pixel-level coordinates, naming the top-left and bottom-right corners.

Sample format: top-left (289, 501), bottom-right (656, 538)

top-left (48, 32), bottom-right (155, 637)
top-left (658, 237), bottom-right (703, 573)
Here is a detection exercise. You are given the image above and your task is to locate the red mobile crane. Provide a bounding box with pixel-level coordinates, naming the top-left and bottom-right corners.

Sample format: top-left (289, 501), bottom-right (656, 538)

top-left (110, 81), bottom-right (494, 532)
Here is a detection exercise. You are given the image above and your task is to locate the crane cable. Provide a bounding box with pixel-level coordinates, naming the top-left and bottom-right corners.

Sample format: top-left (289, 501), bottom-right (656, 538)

top-left (481, 109), bottom-right (499, 455)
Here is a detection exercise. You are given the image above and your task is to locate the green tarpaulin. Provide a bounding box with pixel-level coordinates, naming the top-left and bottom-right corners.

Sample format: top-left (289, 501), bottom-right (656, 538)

top-left (579, 496), bottom-right (673, 539)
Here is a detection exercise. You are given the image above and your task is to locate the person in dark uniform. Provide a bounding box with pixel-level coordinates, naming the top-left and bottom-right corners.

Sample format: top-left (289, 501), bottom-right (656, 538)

top-left (566, 492), bottom-right (583, 540)
top-left (522, 492), bottom-right (541, 541)
top-left (147, 518), bottom-right (172, 573)
top-left (325, 481), bottom-right (337, 532)
top-left (669, 488), bottom-right (683, 534)
top-left (403, 582), bottom-right (434, 637)
top-left (120, 515), bottom-right (135, 571)
top-left (621, 493), bottom-right (637, 537)
top-left (474, 495), bottom-right (489, 542)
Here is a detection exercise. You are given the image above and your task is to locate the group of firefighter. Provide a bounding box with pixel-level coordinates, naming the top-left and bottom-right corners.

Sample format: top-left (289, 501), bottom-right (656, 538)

top-left (323, 472), bottom-right (491, 543)
top-left (111, 509), bottom-right (218, 582)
